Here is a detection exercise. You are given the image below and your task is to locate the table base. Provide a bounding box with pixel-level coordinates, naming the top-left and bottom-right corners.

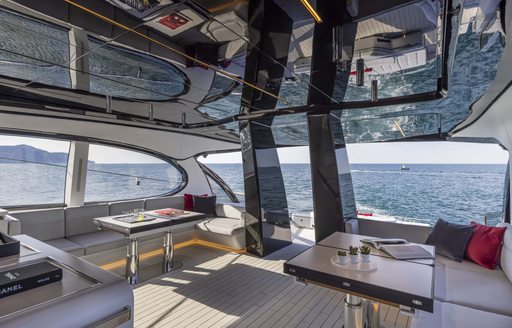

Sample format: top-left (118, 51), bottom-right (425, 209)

top-left (344, 294), bottom-right (380, 328)
top-left (126, 238), bottom-right (139, 285)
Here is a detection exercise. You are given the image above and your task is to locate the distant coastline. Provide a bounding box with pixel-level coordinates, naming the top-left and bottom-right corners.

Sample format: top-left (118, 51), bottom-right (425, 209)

top-left (0, 145), bottom-right (95, 165)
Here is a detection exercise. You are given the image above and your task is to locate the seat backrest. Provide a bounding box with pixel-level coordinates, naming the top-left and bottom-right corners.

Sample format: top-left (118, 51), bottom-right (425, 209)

top-left (215, 203), bottom-right (246, 225)
top-left (13, 209), bottom-right (65, 241)
top-left (65, 204), bottom-right (109, 237)
top-left (109, 200), bottom-right (145, 216)
top-left (145, 196), bottom-right (184, 211)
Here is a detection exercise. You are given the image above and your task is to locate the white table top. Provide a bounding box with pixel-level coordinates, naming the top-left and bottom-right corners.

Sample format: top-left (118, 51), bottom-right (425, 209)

top-left (319, 232), bottom-right (435, 266)
top-left (284, 232), bottom-right (435, 312)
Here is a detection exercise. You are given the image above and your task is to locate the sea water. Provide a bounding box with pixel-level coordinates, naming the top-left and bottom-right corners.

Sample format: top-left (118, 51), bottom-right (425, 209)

top-left (207, 163), bottom-right (507, 227)
top-left (0, 163), bottom-right (506, 227)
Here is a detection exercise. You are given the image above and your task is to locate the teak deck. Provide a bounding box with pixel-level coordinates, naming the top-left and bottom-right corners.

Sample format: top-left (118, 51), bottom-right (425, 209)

top-left (132, 233), bottom-right (411, 328)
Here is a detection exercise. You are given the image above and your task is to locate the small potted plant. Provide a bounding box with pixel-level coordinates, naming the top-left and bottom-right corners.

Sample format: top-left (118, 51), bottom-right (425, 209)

top-left (337, 250), bottom-right (348, 265)
top-left (349, 246), bottom-right (359, 264)
top-left (359, 245), bottom-right (371, 263)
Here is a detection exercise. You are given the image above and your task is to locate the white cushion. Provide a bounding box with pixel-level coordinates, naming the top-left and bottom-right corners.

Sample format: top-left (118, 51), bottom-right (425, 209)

top-left (411, 300), bottom-right (512, 328)
top-left (435, 255), bottom-right (512, 316)
top-left (68, 231), bottom-right (126, 255)
top-left (145, 196), bottom-right (184, 211)
top-left (65, 204), bottom-right (109, 237)
top-left (14, 209), bottom-right (65, 241)
top-left (109, 200), bottom-right (145, 216)
top-left (45, 238), bottom-right (84, 256)
top-left (215, 203), bottom-right (246, 223)
top-left (196, 218), bottom-right (244, 236)
top-left (497, 222), bottom-right (512, 282)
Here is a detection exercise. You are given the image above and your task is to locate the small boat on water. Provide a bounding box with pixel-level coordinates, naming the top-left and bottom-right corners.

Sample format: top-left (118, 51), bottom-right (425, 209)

top-left (400, 165), bottom-right (410, 171)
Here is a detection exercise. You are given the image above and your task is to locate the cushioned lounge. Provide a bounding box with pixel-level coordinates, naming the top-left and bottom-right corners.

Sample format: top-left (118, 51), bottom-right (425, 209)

top-left (434, 255), bottom-right (512, 316)
top-left (65, 204), bottom-right (109, 237)
top-left (13, 209), bottom-right (65, 241)
top-left (196, 218), bottom-right (244, 235)
top-left (145, 196), bottom-right (184, 211)
top-left (68, 231), bottom-right (126, 255)
top-left (45, 238), bottom-right (84, 256)
top-left (109, 200), bottom-right (145, 216)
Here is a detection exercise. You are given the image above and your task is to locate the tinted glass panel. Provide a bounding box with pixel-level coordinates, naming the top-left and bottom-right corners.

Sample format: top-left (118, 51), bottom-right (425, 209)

top-left (334, 2), bottom-right (441, 102)
top-left (0, 9), bottom-right (71, 88)
top-left (85, 144), bottom-right (183, 202)
top-left (0, 135), bottom-right (69, 206)
top-left (88, 39), bottom-right (187, 100)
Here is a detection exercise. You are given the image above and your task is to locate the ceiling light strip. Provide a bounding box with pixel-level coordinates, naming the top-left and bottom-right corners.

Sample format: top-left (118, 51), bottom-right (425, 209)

top-left (63, 0), bottom-right (289, 105)
top-left (300, 0), bottom-right (322, 23)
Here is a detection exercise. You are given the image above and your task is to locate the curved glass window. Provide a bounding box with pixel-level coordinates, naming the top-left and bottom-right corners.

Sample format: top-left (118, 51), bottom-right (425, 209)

top-left (0, 9), bottom-right (71, 88)
top-left (85, 144), bottom-right (184, 202)
top-left (88, 38), bottom-right (187, 100)
top-left (0, 135), bottom-right (69, 207)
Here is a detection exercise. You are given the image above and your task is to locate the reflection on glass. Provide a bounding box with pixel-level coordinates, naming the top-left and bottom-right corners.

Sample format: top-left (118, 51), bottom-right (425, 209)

top-left (197, 73), bottom-right (242, 120)
top-left (88, 38), bottom-right (187, 100)
top-left (334, 1), bottom-right (441, 102)
top-left (0, 9), bottom-right (71, 88)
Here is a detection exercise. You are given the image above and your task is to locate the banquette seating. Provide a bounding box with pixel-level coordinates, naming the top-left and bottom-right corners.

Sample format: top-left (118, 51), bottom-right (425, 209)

top-left (4, 195), bottom-right (247, 259)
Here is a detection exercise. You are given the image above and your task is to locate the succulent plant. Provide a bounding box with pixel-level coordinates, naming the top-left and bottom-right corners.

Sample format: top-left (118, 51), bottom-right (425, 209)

top-left (349, 246), bottom-right (358, 255)
top-left (359, 245), bottom-right (371, 255)
top-left (337, 250), bottom-right (347, 256)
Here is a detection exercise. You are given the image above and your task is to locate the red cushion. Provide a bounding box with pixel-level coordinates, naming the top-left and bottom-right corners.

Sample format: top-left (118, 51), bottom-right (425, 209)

top-left (183, 193), bottom-right (207, 211)
top-left (465, 221), bottom-right (506, 269)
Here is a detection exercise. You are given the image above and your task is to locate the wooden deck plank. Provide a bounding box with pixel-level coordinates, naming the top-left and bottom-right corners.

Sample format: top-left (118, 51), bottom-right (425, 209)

top-left (132, 241), bottom-right (411, 328)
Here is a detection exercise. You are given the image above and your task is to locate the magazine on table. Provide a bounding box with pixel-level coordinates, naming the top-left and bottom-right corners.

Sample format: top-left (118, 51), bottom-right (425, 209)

top-left (360, 238), bottom-right (434, 260)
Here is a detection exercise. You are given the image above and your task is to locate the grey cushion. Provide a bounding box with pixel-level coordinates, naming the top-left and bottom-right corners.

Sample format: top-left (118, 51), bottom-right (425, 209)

top-left (194, 195), bottom-right (216, 217)
top-left (145, 196), bottom-right (184, 211)
top-left (196, 218), bottom-right (244, 236)
top-left (68, 231), bottom-right (126, 255)
top-left (434, 255), bottom-right (512, 316)
top-left (65, 204), bottom-right (109, 237)
top-left (426, 219), bottom-right (474, 262)
top-left (45, 238), bottom-right (84, 256)
top-left (14, 209), bottom-right (65, 241)
top-left (109, 200), bottom-right (145, 216)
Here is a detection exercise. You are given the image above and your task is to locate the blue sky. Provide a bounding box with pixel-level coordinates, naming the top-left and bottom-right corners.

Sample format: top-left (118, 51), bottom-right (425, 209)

top-left (1, 135), bottom-right (508, 164)
top-left (201, 142), bottom-right (509, 164)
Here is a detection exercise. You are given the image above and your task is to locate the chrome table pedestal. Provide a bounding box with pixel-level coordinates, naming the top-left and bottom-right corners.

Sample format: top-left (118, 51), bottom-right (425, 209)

top-left (163, 231), bottom-right (175, 273)
top-left (126, 238), bottom-right (139, 285)
top-left (344, 294), bottom-right (380, 328)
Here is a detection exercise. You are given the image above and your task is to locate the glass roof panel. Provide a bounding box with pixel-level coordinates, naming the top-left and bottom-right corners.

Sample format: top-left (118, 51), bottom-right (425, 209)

top-left (88, 38), bottom-right (187, 100)
top-left (0, 9), bottom-right (71, 88)
top-left (333, 1), bottom-right (441, 102)
top-left (338, 3), bottom-right (505, 143)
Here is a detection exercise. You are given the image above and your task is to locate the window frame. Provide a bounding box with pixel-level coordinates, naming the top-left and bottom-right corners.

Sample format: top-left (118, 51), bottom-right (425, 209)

top-left (0, 130), bottom-right (188, 209)
top-left (83, 142), bottom-right (188, 205)
top-left (198, 161), bottom-right (239, 203)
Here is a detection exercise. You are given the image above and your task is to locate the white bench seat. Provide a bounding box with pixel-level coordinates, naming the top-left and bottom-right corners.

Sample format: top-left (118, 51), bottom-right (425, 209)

top-left (196, 218), bottom-right (244, 236)
top-left (435, 255), bottom-right (512, 317)
top-left (45, 238), bottom-right (84, 257)
top-left (68, 231), bottom-right (126, 255)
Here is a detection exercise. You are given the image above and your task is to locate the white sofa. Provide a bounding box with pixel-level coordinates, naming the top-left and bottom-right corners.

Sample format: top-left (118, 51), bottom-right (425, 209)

top-left (6, 196), bottom-right (247, 260)
top-left (411, 222), bottom-right (512, 327)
